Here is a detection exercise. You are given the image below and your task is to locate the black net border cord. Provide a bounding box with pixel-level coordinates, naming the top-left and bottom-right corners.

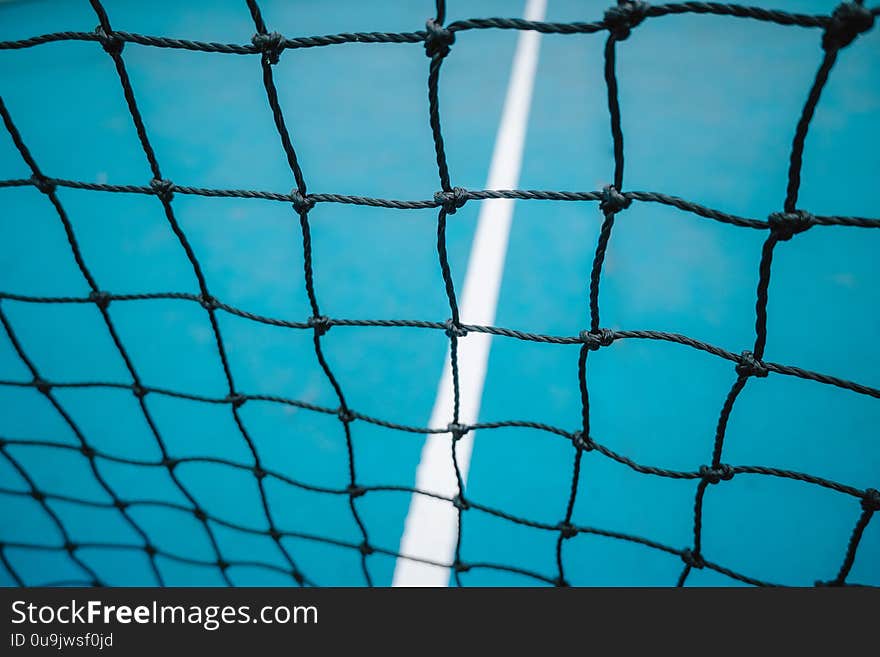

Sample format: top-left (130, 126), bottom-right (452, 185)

top-left (0, 0), bottom-right (878, 587)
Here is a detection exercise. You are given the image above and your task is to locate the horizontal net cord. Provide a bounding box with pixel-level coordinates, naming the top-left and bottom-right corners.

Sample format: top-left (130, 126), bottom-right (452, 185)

top-left (0, 486), bottom-right (790, 588)
top-left (3, 176), bottom-right (879, 228)
top-left (4, 2), bottom-right (872, 54)
top-left (2, 484), bottom-right (871, 588)
top-left (1, 293), bottom-right (878, 399)
top-left (0, 418), bottom-right (871, 501)
top-left (0, 534), bottom-right (686, 588)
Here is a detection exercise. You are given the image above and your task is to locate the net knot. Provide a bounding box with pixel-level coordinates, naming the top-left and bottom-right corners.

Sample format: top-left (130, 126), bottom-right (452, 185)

top-left (95, 25), bottom-right (124, 55)
top-left (268, 528), bottom-right (282, 540)
top-left (199, 294), bottom-right (218, 311)
top-left (862, 488), bottom-right (880, 513)
top-left (572, 431), bottom-right (593, 451)
top-left (453, 560), bottom-right (471, 573)
top-left (768, 210), bottom-right (813, 241)
top-left (113, 499), bottom-right (129, 510)
top-left (193, 508), bottom-right (207, 521)
top-left (424, 18), bottom-right (455, 58)
top-left (580, 328), bottom-right (615, 351)
top-left (88, 290), bottom-right (112, 310)
top-left (163, 457), bottom-right (179, 470)
top-left (292, 570), bottom-right (305, 585)
top-left (434, 187), bottom-right (468, 214)
top-left (337, 407), bottom-right (355, 423)
top-left (253, 466), bottom-right (267, 480)
top-left (291, 190), bottom-right (315, 213)
top-left (131, 384), bottom-right (148, 399)
top-left (252, 31), bottom-right (285, 64)
top-left (444, 318), bottom-right (467, 338)
top-left (217, 560), bottom-right (230, 571)
top-left (557, 522), bottom-right (578, 539)
top-left (31, 490), bottom-right (46, 502)
top-left (308, 315), bottom-right (331, 336)
top-left (604, 1), bottom-right (650, 41)
top-left (32, 377), bottom-right (51, 395)
top-left (144, 544), bottom-right (157, 556)
top-left (554, 577), bottom-right (570, 587)
top-left (699, 463), bottom-right (734, 484)
top-left (600, 184), bottom-right (631, 214)
top-left (452, 494), bottom-right (470, 511)
top-left (150, 178), bottom-right (174, 203)
top-left (64, 541), bottom-right (78, 554)
top-left (347, 484), bottom-right (367, 498)
top-left (226, 393), bottom-right (247, 409)
top-left (447, 422), bottom-right (469, 440)
top-left (358, 542), bottom-right (374, 556)
top-left (823, 2), bottom-right (874, 51)
top-left (735, 350), bottom-right (768, 378)
top-left (80, 445), bottom-right (96, 459)
top-left (30, 175), bottom-right (56, 195)
top-left (681, 548), bottom-right (705, 569)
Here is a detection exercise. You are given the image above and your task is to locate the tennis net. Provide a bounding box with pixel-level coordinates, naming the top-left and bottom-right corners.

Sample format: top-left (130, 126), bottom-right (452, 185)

top-left (0, 0), bottom-right (878, 587)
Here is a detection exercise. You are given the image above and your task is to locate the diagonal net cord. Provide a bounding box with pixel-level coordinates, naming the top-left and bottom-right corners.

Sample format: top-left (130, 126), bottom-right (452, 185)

top-left (86, 0), bottom-right (309, 586)
top-left (0, 99), bottom-right (166, 586)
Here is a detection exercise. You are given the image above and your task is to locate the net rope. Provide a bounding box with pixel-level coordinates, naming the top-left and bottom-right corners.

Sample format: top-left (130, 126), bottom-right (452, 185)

top-left (0, 0), bottom-right (878, 587)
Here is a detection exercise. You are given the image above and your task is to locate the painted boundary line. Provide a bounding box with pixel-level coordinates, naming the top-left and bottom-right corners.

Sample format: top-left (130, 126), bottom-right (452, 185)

top-left (393, 0), bottom-right (547, 587)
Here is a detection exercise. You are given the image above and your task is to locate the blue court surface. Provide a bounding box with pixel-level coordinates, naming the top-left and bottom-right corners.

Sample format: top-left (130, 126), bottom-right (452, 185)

top-left (0, 0), bottom-right (878, 587)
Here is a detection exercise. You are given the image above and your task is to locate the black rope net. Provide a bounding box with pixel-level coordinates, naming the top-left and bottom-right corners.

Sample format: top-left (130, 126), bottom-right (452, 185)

top-left (0, 0), bottom-right (878, 588)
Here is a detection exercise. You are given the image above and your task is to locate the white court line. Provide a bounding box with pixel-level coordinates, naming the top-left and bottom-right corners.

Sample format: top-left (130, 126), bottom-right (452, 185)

top-left (392, 0), bottom-right (546, 587)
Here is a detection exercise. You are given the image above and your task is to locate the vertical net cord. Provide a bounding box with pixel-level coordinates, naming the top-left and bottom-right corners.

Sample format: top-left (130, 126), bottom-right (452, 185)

top-left (86, 0), bottom-right (309, 587)
top-left (434, 0), bottom-right (446, 26)
top-left (425, 0), bottom-right (470, 586)
top-left (244, 0), bottom-right (374, 586)
top-left (678, 28), bottom-right (871, 588)
top-left (554, 26), bottom-right (630, 587)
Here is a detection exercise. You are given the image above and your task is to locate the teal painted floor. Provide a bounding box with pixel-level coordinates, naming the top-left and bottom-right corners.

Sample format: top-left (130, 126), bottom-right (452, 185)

top-left (0, 0), bottom-right (878, 586)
